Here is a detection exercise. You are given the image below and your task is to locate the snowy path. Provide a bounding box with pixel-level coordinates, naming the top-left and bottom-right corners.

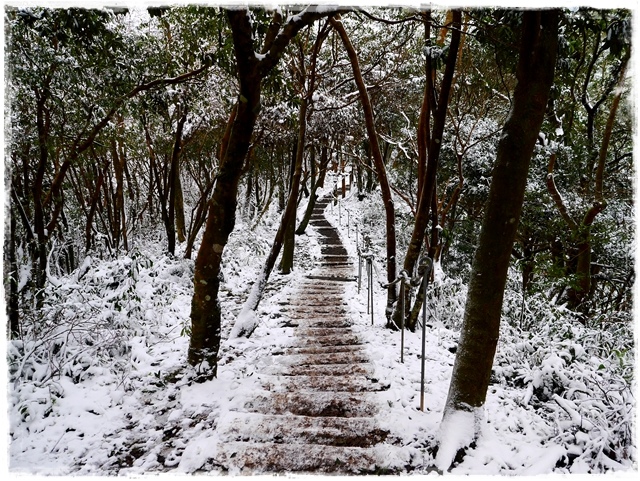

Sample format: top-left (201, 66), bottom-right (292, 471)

top-left (209, 195), bottom-right (403, 474)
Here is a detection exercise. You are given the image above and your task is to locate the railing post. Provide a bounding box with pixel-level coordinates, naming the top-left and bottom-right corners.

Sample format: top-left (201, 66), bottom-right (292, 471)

top-left (358, 253), bottom-right (362, 294)
top-left (420, 258), bottom-right (433, 412)
top-left (400, 277), bottom-right (405, 363)
top-left (366, 257), bottom-right (370, 315)
top-left (369, 258), bottom-right (374, 326)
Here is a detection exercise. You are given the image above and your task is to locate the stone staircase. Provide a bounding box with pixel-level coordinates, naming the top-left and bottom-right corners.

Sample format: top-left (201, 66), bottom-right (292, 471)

top-left (209, 194), bottom-right (404, 474)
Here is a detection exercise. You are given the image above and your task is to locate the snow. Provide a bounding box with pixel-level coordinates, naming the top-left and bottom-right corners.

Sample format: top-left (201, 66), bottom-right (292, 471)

top-left (5, 171), bottom-right (636, 476)
top-left (434, 407), bottom-right (481, 471)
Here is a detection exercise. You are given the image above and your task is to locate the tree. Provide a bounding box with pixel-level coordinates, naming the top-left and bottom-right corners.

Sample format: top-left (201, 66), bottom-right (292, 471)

top-left (544, 10), bottom-right (631, 313)
top-left (330, 13), bottom-right (399, 317)
top-left (187, 6), bottom-right (343, 374)
top-left (391, 10), bottom-right (462, 331)
top-left (435, 10), bottom-right (559, 470)
top-left (231, 21), bottom-right (331, 337)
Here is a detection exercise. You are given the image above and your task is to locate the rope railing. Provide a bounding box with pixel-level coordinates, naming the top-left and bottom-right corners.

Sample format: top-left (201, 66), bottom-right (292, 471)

top-left (356, 248), bottom-right (433, 411)
top-left (331, 176), bottom-right (433, 411)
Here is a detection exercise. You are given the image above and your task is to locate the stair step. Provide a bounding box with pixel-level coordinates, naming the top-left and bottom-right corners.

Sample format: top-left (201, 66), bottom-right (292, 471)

top-left (282, 308), bottom-right (348, 316)
top-left (240, 391), bottom-right (378, 417)
top-left (281, 319), bottom-right (352, 328)
top-left (261, 374), bottom-right (389, 393)
top-left (289, 333), bottom-right (361, 346)
top-left (275, 351), bottom-right (369, 366)
top-left (284, 344), bottom-right (362, 355)
top-left (296, 327), bottom-right (355, 337)
top-left (219, 413), bottom-right (388, 447)
top-left (211, 441), bottom-right (407, 474)
top-left (306, 275), bottom-right (357, 282)
top-left (262, 362), bottom-right (373, 377)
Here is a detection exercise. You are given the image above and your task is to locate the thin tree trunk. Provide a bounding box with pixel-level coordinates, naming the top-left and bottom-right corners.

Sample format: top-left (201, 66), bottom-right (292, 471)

top-left (436, 10), bottom-right (558, 470)
top-left (280, 138), bottom-right (299, 274)
top-left (331, 15), bottom-right (398, 317)
top-left (168, 108), bottom-right (187, 254)
top-left (232, 86), bottom-right (309, 338)
top-left (391, 11), bottom-right (461, 330)
top-left (297, 145), bottom-right (329, 234)
top-left (8, 205), bottom-right (20, 338)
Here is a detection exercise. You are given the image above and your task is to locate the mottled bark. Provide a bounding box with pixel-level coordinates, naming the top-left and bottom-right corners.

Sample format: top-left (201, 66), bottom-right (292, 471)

top-left (441, 9), bottom-right (558, 438)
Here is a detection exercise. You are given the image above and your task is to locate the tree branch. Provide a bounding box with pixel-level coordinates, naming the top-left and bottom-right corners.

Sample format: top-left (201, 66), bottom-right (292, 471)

top-left (546, 153), bottom-right (578, 231)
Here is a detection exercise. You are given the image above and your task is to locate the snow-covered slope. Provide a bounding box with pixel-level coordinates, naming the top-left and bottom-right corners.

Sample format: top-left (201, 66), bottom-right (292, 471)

top-left (6, 175), bottom-right (636, 475)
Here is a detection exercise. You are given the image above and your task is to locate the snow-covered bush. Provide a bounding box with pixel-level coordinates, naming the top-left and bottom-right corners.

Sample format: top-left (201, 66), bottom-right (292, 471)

top-left (494, 314), bottom-right (635, 472)
top-left (8, 246), bottom-right (195, 437)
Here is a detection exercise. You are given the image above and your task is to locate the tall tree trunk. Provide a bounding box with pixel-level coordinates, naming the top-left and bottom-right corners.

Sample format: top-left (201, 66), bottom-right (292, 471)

top-left (232, 86), bottom-right (309, 338)
top-left (167, 108), bottom-right (187, 255)
top-left (297, 145), bottom-right (330, 234)
top-left (8, 205), bottom-right (20, 338)
top-left (280, 138), bottom-right (299, 274)
top-left (188, 7), bottom-right (336, 372)
top-left (330, 15), bottom-right (398, 318)
top-left (436, 10), bottom-right (558, 471)
top-left (391, 11), bottom-right (461, 330)
top-left (175, 165), bottom-right (187, 244)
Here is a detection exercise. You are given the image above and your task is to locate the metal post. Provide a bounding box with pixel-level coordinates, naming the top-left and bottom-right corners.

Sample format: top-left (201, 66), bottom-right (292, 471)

top-left (369, 258), bottom-right (374, 326)
top-left (420, 259), bottom-right (432, 412)
top-left (358, 254), bottom-right (362, 293)
top-left (400, 278), bottom-right (405, 363)
top-left (366, 258), bottom-right (370, 315)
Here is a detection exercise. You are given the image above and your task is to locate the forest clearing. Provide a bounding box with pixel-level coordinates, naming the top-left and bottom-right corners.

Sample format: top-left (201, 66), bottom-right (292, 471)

top-left (4, 3), bottom-right (636, 475)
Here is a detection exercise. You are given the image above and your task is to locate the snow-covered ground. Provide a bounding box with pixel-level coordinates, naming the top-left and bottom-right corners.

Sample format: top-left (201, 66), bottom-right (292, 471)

top-left (5, 173), bottom-right (637, 476)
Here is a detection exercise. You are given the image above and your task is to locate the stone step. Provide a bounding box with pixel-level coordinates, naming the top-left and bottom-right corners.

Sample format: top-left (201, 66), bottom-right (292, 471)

top-left (211, 441), bottom-right (406, 474)
top-left (322, 255), bottom-right (351, 261)
top-left (296, 327), bottom-right (355, 337)
top-left (260, 373), bottom-right (388, 392)
top-left (265, 362), bottom-right (373, 377)
top-left (289, 332), bottom-right (361, 346)
top-left (219, 412), bottom-right (388, 447)
top-left (318, 262), bottom-right (354, 267)
top-left (283, 344), bottom-right (363, 355)
top-left (306, 275), bottom-right (357, 282)
top-left (274, 351), bottom-right (369, 366)
top-left (281, 307), bottom-right (348, 316)
top-left (288, 300), bottom-right (348, 307)
top-left (281, 319), bottom-right (352, 329)
top-left (239, 391), bottom-right (378, 417)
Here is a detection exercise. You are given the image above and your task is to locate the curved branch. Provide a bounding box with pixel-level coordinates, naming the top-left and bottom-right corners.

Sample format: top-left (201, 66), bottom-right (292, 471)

top-left (546, 153), bottom-right (578, 232)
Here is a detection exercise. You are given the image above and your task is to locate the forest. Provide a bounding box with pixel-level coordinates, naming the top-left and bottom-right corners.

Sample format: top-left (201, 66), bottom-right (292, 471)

top-left (4, 4), bottom-right (635, 475)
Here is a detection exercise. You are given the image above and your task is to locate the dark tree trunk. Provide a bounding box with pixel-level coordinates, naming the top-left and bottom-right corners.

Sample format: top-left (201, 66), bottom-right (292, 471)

top-left (188, 48), bottom-right (261, 370)
top-left (331, 15), bottom-right (398, 317)
top-left (188, 7), bottom-right (337, 372)
top-left (436, 10), bottom-right (558, 470)
top-left (297, 145), bottom-right (330, 234)
top-left (280, 138), bottom-right (299, 274)
top-left (8, 206), bottom-right (20, 338)
top-left (391, 11), bottom-right (461, 330)
top-left (167, 108), bottom-right (187, 255)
